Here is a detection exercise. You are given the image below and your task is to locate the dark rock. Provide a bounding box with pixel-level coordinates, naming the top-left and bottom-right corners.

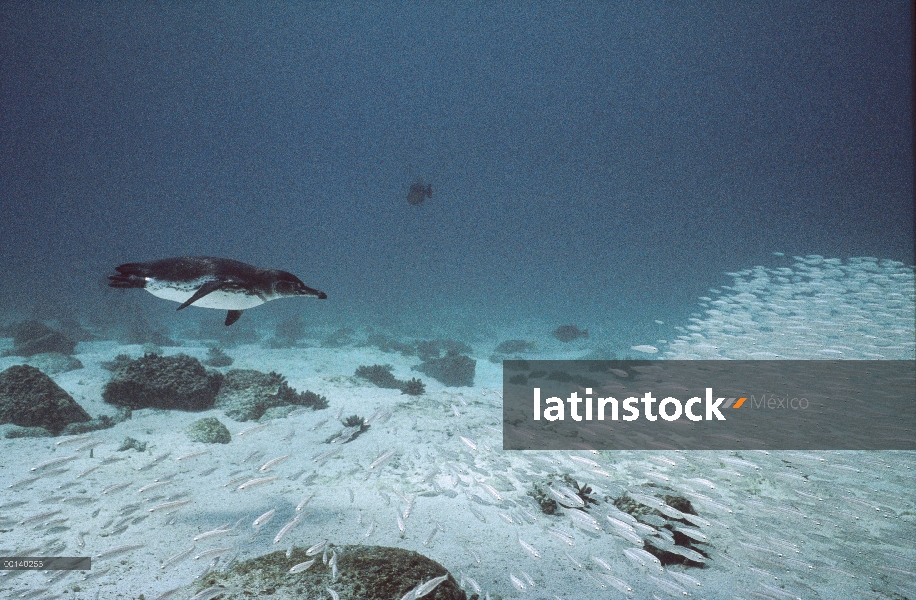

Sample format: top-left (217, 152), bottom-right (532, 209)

top-left (186, 417), bottom-right (231, 444)
top-left (215, 370), bottom-right (327, 422)
top-left (118, 436), bottom-right (147, 452)
top-left (102, 354), bottom-right (223, 411)
top-left (415, 352), bottom-right (475, 387)
top-left (0, 365), bottom-right (91, 434)
top-left (182, 545), bottom-right (465, 600)
top-left (7, 321), bottom-right (77, 356)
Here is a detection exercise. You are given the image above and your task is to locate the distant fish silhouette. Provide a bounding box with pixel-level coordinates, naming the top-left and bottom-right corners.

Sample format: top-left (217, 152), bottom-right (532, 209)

top-left (552, 325), bottom-right (588, 343)
top-left (407, 181), bottom-right (432, 205)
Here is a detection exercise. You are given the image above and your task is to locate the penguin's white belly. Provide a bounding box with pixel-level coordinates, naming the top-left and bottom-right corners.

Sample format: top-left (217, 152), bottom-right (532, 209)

top-left (145, 279), bottom-right (266, 310)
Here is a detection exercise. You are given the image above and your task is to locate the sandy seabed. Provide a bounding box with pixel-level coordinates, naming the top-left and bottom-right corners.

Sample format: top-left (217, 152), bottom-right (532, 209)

top-left (0, 339), bottom-right (913, 600)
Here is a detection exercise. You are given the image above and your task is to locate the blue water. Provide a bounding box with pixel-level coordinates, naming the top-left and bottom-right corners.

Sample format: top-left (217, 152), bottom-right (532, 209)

top-left (0, 3), bottom-right (911, 337)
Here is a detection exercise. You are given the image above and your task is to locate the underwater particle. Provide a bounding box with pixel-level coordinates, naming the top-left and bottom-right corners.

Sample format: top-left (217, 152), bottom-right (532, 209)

top-left (552, 325), bottom-right (588, 342)
top-left (407, 181), bottom-right (433, 205)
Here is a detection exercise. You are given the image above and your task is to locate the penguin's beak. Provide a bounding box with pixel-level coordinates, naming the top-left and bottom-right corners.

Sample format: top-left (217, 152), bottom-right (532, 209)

top-left (300, 285), bottom-right (327, 299)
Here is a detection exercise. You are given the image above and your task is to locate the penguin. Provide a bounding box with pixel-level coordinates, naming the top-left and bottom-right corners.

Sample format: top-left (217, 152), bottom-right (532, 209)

top-left (108, 257), bottom-right (327, 326)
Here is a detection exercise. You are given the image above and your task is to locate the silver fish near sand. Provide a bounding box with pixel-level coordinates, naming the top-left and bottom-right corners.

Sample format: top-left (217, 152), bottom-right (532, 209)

top-left (108, 256), bottom-right (326, 326)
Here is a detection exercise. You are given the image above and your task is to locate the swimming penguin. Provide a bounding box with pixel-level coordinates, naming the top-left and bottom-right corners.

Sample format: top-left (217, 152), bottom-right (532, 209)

top-left (108, 257), bottom-right (327, 326)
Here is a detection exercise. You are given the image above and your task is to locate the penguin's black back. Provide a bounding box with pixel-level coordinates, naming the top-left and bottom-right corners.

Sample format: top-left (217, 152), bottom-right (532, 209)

top-left (115, 257), bottom-right (264, 283)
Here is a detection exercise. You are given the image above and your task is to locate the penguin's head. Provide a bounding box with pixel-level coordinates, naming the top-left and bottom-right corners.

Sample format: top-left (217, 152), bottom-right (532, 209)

top-left (270, 270), bottom-right (328, 300)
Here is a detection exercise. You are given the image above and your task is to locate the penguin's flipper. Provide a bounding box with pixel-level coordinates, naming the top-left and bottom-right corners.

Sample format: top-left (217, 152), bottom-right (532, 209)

top-left (225, 310), bottom-right (243, 326)
top-left (177, 280), bottom-right (225, 311)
